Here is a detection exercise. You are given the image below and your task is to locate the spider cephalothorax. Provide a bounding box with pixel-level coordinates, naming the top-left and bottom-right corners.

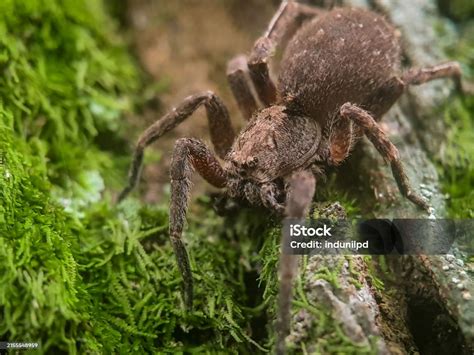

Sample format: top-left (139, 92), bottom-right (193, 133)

top-left (118, 1), bottom-right (463, 353)
top-left (224, 105), bottom-right (322, 210)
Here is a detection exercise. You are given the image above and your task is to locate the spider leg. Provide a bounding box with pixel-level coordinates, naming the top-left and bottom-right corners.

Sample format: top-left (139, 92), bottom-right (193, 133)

top-left (118, 92), bottom-right (234, 202)
top-left (227, 55), bottom-right (258, 120)
top-left (340, 103), bottom-right (430, 211)
top-left (260, 182), bottom-right (285, 214)
top-left (169, 138), bottom-right (228, 310)
top-left (276, 170), bottom-right (316, 355)
top-left (248, 1), bottom-right (322, 106)
top-left (402, 61), bottom-right (463, 93)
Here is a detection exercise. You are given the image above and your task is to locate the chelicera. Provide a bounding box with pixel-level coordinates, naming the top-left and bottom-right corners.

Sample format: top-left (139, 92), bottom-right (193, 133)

top-left (118, 1), bottom-right (463, 352)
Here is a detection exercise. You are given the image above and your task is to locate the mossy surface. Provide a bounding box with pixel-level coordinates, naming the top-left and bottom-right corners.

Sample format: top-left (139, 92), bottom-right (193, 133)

top-left (438, 95), bottom-right (474, 218)
top-left (435, 16), bottom-right (474, 218)
top-left (0, 0), bottom-right (262, 353)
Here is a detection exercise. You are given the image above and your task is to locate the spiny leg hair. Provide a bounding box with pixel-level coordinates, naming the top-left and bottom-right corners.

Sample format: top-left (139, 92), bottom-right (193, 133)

top-left (340, 103), bottom-right (430, 211)
top-left (227, 55), bottom-right (258, 120)
top-left (276, 170), bottom-right (316, 355)
top-left (118, 91), bottom-right (234, 202)
top-left (170, 138), bottom-right (228, 310)
top-left (402, 61), bottom-right (463, 93)
top-left (248, 1), bottom-right (321, 106)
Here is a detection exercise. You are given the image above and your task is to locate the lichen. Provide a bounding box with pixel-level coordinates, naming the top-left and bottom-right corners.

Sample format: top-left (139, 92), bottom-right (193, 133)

top-left (256, 204), bottom-right (385, 354)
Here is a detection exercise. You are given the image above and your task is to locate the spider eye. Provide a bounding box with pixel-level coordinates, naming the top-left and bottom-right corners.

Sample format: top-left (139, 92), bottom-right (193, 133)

top-left (245, 157), bottom-right (258, 169)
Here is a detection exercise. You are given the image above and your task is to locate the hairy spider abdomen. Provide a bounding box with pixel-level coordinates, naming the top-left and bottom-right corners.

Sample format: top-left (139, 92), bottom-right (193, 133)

top-left (278, 7), bottom-right (402, 123)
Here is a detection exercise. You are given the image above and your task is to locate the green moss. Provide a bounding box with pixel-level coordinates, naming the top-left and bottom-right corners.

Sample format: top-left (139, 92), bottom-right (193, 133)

top-left (346, 256), bottom-right (363, 290)
top-left (0, 1), bottom-right (263, 353)
top-left (1, 128), bottom-right (262, 352)
top-left (76, 199), bottom-right (262, 353)
top-left (316, 175), bottom-right (362, 218)
top-left (362, 256), bottom-right (385, 292)
top-left (436, 21), bottom-right (474, 218)
top-left (257, 222), bottom-right (383, 353)
top-left (0, 0), bottom-right (139, 187)
top-left (0, 126), bottom-right (85, 353)
top-left (438, 97), bottom-right (473, 218)
top-left (438, 0), bottom-right (474, 22)
top-left (0, 1), bottom-right (145, 349)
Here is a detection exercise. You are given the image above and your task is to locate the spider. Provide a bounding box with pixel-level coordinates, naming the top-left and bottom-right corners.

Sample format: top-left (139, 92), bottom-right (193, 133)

top-left (118, 1), bottom-right (463, 352)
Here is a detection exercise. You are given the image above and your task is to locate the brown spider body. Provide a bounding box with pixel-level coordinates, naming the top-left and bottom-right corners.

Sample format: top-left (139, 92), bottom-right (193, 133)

top-left (279, 8), bottom-right (403, 163)
top-left (119, 2), bottom-right (462, 353)
top-left (280, 7), bottom-right (402, 121)
top-left (226, 8), bottom-right (403, 206)
top-left (225, 105), bottom-right (321, 210)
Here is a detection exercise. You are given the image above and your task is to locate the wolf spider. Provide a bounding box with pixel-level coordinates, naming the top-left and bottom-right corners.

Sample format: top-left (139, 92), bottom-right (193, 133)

top-left (118, 1), bottom-right (463, 353)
